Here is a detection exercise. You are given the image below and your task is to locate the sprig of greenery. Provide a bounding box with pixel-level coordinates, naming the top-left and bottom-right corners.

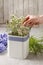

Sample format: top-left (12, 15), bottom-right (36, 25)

top-left (29, 36), bottom-right (43, 54)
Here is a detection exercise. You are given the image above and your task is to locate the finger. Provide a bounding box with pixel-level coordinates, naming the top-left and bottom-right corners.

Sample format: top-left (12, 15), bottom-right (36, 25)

top-left (23, 19), bottom-right (30, 26)
top-left (35, 21), bottom-right (39, 25)
top-left (23, 18), bottom-right (33, 26)
top-left (26, 21), bottom-right (34, 27)
top-left (29, 22), bottom-right (34, 27)
top-left (22, 15), bottom-right (30, 24)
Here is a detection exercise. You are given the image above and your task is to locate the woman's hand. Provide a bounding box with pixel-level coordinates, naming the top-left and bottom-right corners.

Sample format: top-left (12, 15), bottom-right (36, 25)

top-left (23, 15), bottom-right (39, 27)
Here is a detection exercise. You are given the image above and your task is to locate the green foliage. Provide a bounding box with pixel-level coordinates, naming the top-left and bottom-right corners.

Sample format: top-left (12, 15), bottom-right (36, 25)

top-left (29, 36), bottom-right (43, 54)
top-left (7, 16), bottom-right (31, 36)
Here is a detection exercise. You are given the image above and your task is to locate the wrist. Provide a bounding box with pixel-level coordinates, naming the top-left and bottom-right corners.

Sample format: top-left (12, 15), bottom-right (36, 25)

top-left (38, 16), bottom-right (43, 24)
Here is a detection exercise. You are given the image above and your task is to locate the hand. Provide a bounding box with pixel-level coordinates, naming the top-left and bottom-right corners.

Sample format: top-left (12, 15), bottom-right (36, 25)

top-left (23, 15), bottom-right (39, 27)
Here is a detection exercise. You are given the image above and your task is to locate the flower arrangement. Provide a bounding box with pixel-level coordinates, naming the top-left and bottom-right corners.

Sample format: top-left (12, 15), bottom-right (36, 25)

top-left (7, 16), bottom-right (31, 36)
top-left (7, 16), bottom-right (31, 59)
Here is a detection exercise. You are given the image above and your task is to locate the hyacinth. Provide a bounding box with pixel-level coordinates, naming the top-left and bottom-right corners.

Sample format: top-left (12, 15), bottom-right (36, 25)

top-left (0, 33), bottom-right (7, 53)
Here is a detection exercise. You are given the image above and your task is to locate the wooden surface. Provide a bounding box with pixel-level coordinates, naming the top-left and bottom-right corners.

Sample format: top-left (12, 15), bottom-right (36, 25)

top-left (0, 0), bottom-right (43, 22)
top-left (8, 0), bottom-right (43, 18)
top-left (0, 0), bottom-right (4, 23)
